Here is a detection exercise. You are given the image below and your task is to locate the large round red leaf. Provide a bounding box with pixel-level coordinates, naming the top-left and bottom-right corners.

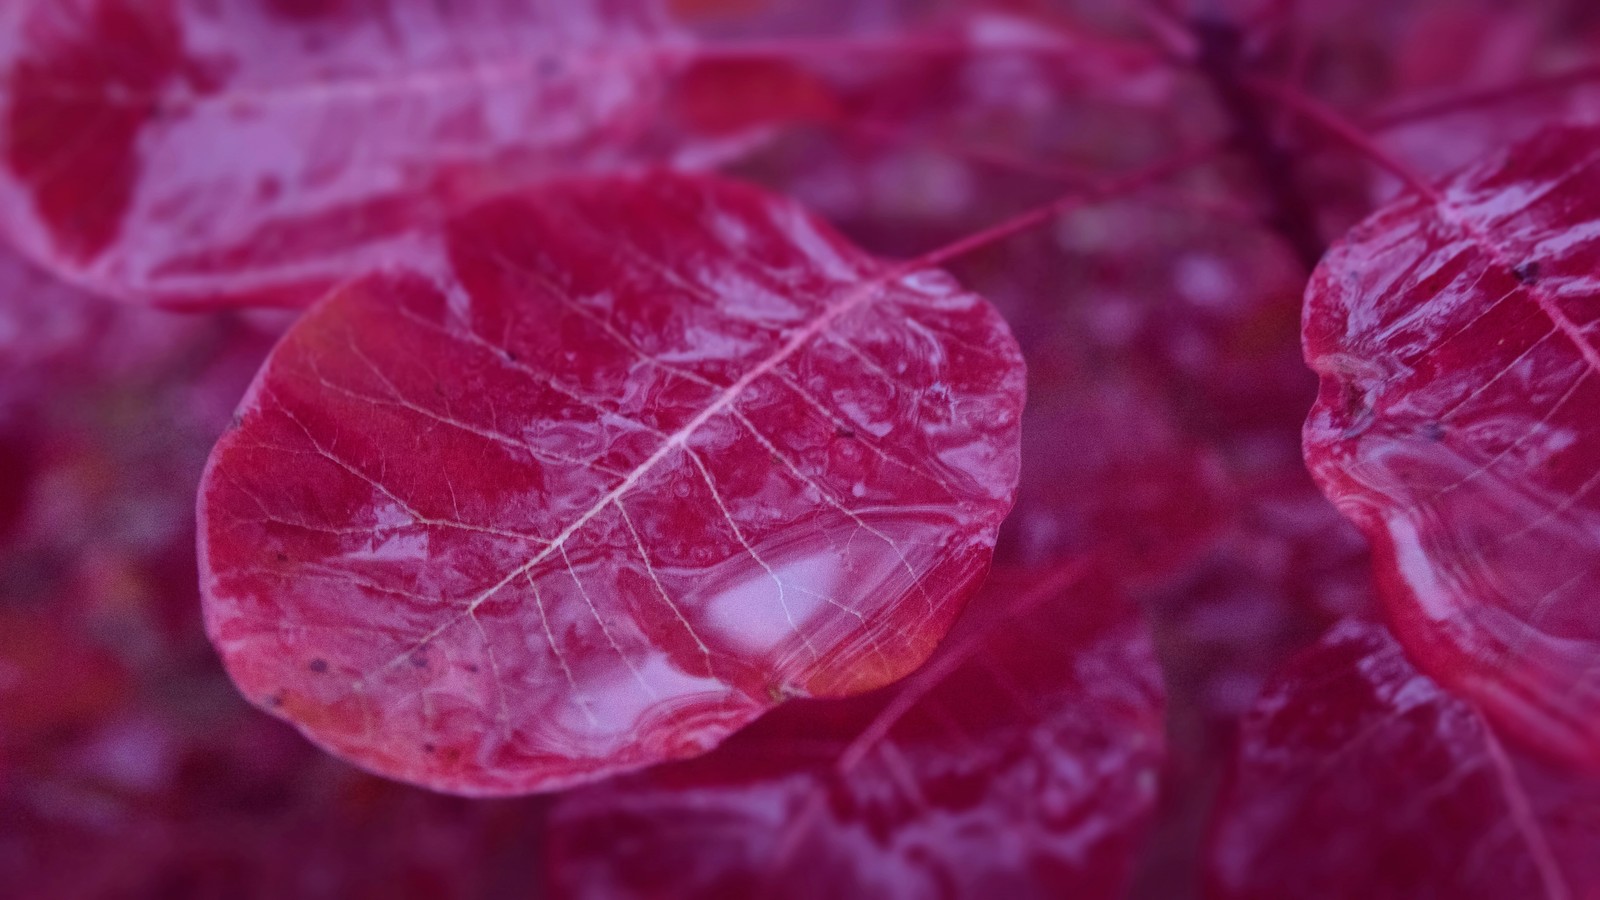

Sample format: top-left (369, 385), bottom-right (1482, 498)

top-left (1206, 620), bottom-right (1600, 900)
top-left (541, 567), bottom-right (1164, 900)
top-left (0, 0), bottom-right (705, 309)
top-left (1304, 123), bottom-right (1600, 770)
top-left (199, 171), bottom-right (1026, 795)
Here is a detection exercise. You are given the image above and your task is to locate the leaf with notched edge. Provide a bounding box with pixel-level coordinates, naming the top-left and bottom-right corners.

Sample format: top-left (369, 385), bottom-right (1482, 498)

top-left (1206, 620), bottom-right (1600, 900)
top-left (199, 171), bottom-right (1026, 796)
top-left (0, 0), bottom-right (722, 309)
top-left (1304, 123), bottom-right (1600, 771)
top-left (542, 567), bottom-right (1165, 900)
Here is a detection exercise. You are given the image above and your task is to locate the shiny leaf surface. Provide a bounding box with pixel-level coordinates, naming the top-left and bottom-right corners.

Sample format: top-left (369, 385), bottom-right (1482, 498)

top-left (1206, 620), bottom-right (1600, 900)
top-left (1304, 123), bottom-right (1600, 770)
top-left (542, 567), bottom-right (1164, 900)
top-left (199, 171), bottom-right (1026, 795)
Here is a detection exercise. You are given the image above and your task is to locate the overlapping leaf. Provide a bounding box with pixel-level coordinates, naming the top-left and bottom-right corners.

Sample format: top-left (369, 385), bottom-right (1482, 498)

top-left (541, 567), bottom-right (1164, 900)
top-left (1206, 620), bottom-right (1600, 900)
top-left (199, 171), bottom-right (1026, 795)
top-left (0, 0), bottom-right (713, 308)
top-left (1304, 124), bottom-right (1600, 770)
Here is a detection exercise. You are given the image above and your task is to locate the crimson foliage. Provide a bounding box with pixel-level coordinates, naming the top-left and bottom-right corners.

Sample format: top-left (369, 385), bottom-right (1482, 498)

top-left (1305, 124), bottom-right (1600, 771)
top-left (4, 1), bottom-right (1600, 898)
top-left (200, 173), bottom-right (1024, 794)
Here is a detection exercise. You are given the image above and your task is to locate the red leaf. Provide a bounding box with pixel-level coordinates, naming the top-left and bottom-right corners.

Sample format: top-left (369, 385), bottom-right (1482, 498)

top-left (1304, 123), bottom-right (1600, 770)
top-left (198, 171), bottom-right (1026, 795)
top-left (0, 0), bottom-right (719, 309)
top-left (1206, 620), bottom-right (1600, 900)
top-left (541, 566), bottom-right (1164, 900)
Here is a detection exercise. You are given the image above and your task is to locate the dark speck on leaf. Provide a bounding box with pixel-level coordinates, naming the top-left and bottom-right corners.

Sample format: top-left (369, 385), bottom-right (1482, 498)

top-left (423, 743), bottom-right (436, 754)
top-left (1513, 261), bottom-right (1540, 284)
top-left (1420, 421), bottom-right (1447, 442)
top-left (1339, 380), bottom-right (1374, 438)
top-left (835, 426), bottom-right (857, 439)
top-left (275, 551), bottom-right (289, 563)
top-left (308, 658), bottom-right (328, 673)
top-left (410, 654), bottom-right (428, 668)
top-left (267, 692), bottom-right (285, 708)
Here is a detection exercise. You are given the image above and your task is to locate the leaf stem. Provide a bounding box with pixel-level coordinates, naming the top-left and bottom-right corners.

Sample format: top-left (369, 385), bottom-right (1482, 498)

top-left (1367, 64), bottom-right (1600, 133)
top-left (909, 140), bottom-right (1226, 270)
top-left (1192, 16), bottom-right (1327, 271)
top-left (837, 118), bottom-right (1100, 188)
top-left (1242, 76), bottom-right (1441, 201)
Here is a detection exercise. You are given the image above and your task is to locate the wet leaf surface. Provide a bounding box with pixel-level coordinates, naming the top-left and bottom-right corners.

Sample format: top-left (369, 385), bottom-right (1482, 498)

top-left (1304, 124), bottom-right (1600, 771)
top-left (199, 171), bottom-right (1026, 795)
